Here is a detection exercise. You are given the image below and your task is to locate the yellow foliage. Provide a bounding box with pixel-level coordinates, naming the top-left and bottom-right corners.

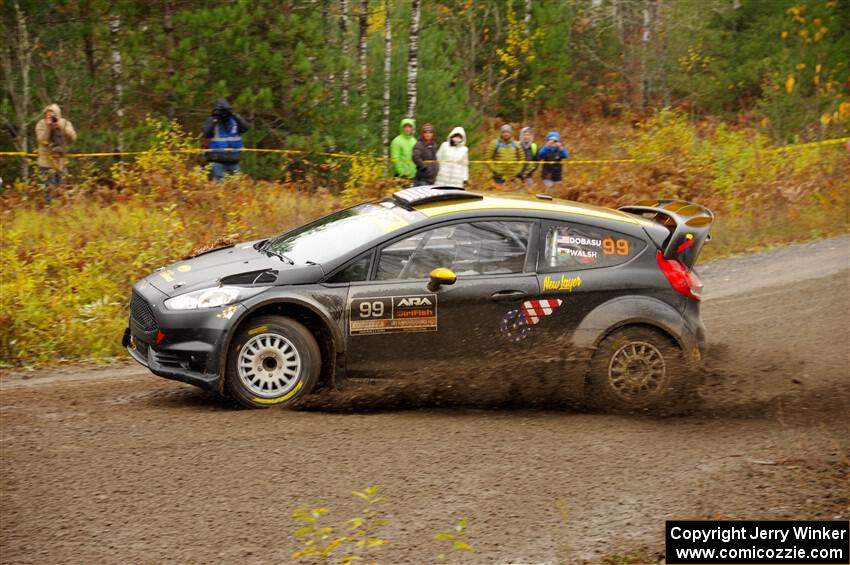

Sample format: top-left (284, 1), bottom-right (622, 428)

top-left (1, 180), bottom-right (334, 365)
top-left (624, 109), bottom-right (848, 213)
top-left (785, 74), bottom-right (796, 94)
top-left (341, 156), bottom-right (390, 206)
top-left (494, 2), bottom-right (543, 98)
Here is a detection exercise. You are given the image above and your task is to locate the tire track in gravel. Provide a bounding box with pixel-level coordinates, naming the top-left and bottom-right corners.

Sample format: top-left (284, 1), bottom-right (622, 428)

top-left (1, 235), bottom-right (848, 564)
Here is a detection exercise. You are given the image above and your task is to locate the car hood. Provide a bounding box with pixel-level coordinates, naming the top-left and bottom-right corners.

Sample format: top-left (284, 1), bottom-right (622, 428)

top-left (145, 241), bottom-right (325, 297)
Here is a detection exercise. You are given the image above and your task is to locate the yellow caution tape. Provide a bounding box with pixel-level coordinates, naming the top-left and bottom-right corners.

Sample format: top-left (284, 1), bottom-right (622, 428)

top-left (761, 136), bottom-right (850, 153)
top-left (1, 136), bottom-right (846, 163)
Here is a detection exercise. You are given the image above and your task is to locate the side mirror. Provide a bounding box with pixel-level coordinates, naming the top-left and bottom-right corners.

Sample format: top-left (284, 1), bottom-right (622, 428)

top-left (427, 268), bottom-right (457, 291)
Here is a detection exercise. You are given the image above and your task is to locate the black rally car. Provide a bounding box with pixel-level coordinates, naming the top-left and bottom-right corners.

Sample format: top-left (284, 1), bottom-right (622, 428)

top-left (124, 187), bottom-right (712, 410)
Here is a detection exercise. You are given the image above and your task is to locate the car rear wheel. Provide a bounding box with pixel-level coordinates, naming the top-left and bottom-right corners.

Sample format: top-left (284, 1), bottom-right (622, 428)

top-left (588, 326), bottom-right (685, 412)
top-left (226, 315), bottom-right (320, 408)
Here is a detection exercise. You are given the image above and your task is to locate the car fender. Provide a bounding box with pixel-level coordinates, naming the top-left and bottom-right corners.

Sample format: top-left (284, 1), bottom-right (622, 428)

top-left (216, 292), bottom-right (345, 389)
top-left (571, 295), bottom-right (691, 353)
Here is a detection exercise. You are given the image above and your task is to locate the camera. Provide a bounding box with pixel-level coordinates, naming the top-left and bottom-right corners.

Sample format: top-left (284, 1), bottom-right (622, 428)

top-left (51, 117), bottom-right (58, 124)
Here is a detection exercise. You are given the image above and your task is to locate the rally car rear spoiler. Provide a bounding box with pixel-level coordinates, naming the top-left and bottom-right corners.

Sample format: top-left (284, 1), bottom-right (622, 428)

top-left (618, 199), bottom-right (713, 269)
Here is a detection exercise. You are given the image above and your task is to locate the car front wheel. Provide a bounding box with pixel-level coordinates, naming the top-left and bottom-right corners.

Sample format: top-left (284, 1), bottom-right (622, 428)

top-left (226, 315), bottom-right (321, 408)
top-left (588, 326), bottom-right (686, 412)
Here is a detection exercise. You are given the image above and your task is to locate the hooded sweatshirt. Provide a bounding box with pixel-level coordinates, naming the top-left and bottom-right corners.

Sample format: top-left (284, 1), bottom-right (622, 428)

top-left (202, 99), bottom-right (251, 164)
top-left (435, 126), bottom-right (469, 188)
top-left (389, 118), bottom-right (417, 178)
top-left (35, 104), bottom-right (77, 171)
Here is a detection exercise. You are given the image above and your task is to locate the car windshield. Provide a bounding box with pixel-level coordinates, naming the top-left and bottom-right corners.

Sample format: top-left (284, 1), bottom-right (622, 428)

top-left (264, 201), bottom-right (424, 264)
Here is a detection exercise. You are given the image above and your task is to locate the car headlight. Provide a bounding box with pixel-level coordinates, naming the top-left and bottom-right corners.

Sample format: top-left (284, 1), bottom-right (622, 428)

top-left (163, 286), bottom-right (263, 310)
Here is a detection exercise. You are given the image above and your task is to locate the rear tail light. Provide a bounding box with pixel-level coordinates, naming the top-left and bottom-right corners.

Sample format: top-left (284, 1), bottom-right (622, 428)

top-left (657, 250), bottom-right (702, 301)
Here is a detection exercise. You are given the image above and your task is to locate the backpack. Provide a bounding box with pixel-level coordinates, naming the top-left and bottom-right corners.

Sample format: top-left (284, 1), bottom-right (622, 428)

top-left (492, 139), bottom-right (522, 162)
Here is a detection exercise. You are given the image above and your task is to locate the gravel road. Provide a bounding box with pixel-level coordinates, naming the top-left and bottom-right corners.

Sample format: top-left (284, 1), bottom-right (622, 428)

top-left (2, 236), bottom-right (848, 564)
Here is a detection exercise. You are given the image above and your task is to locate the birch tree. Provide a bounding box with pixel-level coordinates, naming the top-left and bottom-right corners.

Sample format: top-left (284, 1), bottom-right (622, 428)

top-left (382, 0), bottom-right (392, 156)
top-left (405, 0), bottom-right (421, 118)
top-left (163, 0), bottom-right (177, 119)
top-left (1, 0), bottom-right (35, 179)
top-left (109, 14), bottom-right (125, 155)
top-left (339, 0), bottom-right (350, 106)
top-left (324, 0), bottom-right (336, 91)
top-left (357, 0), bottom-right (368, 121)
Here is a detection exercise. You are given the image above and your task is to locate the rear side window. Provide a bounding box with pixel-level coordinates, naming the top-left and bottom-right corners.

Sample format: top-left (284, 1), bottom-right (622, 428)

top-left (539, 222), bottom-right (645, 271)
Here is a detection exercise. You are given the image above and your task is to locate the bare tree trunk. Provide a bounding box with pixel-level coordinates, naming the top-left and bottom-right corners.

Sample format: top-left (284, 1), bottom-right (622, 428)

top-left (523, 0), bottom-right (532, 34)
top-left (324, 0), bottom-right (336, 92)
top-left (639, 0), bottom-right (651, 111)
top-left (1, 0), bottom-right (34, 179)
top-left (340, 0), bottom-right (350, 106)
top-left (83, 33), bottom-right (96, 79)
top-left (382, 0), bottom-right (392, 156)
top-left (163, 0), bottom-right (177, 119)
top-left (109, 14), bottom-right (125, 155)
top-left (406, 0), bottom-right (421, 118)
top-left (522, 0), bottom-right (533, 121)
top-left (612, 0), bottom-right (624, 49)
top-left (357, 0), bottom-right (368, 121)
top-left (656, 0), bottom-right (669, 107)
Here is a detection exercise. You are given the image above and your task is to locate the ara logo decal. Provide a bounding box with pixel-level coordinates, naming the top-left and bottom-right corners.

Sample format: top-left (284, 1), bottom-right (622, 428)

top-left (349, 294), bottom-right (438, 335)
top-left (396, 296), bottom-right (433, 307)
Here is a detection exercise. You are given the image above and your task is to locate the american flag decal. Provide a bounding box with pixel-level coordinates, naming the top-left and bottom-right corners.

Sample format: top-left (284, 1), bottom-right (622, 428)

top-left (521, 299), bottom-right (563, 325)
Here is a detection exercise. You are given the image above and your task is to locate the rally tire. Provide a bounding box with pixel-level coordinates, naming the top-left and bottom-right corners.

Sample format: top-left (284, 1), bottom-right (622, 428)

top-left (225, 316), bottom-right (321, 409)
top-left (587, 326), bottom-right (686, 412)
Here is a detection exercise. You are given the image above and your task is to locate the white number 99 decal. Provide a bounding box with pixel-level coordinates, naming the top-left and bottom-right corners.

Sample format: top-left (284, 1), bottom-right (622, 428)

top-left (359, 301), bottom-right (384, 318)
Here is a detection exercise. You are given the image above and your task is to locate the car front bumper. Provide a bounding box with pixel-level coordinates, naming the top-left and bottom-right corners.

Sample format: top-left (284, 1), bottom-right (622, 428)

top-left (123, 327), bottom-right (221, 391)
top-left (124, 281), bottom-right (247, 393)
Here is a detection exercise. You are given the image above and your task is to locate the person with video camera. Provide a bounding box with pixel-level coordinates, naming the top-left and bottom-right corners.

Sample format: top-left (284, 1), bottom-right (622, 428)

top-left (202, 99), bottom-right (251, 181)
top-left (35, 103), bottom-right (77, 203)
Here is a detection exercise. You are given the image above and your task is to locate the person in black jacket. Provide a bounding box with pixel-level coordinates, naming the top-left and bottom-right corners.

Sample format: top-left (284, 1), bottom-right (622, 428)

top-left (412, 123), bottom-right (439, 186)
top-left (202, 99), bottom-right (251, 181)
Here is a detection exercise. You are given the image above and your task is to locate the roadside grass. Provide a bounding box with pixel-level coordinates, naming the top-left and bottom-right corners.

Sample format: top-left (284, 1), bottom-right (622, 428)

top-left (1, 112), bottom-right (847, 367)
top-left (0, 182), bottom-right (335, 366)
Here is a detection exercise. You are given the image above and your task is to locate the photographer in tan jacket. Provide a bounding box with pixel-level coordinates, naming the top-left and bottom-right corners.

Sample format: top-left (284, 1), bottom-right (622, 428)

top-left (35, 103), bottom-right (77, 201)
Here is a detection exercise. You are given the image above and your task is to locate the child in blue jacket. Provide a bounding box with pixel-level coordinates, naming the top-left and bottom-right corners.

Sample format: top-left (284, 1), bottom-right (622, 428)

top-left (536, 131), bottom-right (569, 190)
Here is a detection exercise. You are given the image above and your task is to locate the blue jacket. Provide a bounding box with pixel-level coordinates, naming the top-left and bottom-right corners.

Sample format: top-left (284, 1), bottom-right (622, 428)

top-left (203, 99), bottom-right (250, 164)
top-left (536, 144), bottom-right (569, 182)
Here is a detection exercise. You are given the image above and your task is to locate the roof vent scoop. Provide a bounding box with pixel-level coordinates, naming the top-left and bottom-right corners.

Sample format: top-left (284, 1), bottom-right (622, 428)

top-left (392, 186), bottom-right (484, 207)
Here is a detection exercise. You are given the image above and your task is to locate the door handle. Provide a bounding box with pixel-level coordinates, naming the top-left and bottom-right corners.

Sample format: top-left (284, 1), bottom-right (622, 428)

top-left (490, 290), bottom-right (528, 302)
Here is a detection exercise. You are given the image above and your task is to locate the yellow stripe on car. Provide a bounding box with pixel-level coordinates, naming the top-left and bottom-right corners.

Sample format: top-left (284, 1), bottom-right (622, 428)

top-left (415, 193), bottom-right (643, 225)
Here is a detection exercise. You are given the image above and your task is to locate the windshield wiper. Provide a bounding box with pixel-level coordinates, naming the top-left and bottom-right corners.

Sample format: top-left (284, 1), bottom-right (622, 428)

top-left (264, 247), bottom-right (294, 265)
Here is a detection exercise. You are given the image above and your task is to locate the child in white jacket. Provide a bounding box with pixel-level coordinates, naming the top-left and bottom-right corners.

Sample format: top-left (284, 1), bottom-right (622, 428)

top-left (435, 126), bottom-right (469, 188)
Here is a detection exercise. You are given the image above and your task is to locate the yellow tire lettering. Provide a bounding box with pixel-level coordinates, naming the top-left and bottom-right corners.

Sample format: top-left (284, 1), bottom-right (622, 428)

top-left (252, 380), bottom-right (303, 405)
top-left (247, 325), bottom-right (268, 336)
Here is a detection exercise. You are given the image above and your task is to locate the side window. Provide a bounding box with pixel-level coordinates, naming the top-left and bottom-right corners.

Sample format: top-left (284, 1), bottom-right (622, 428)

top-left (376, 221), bottom-right (532, 280)
top-left (539, 222), bottom-right (645, 271)
top-left (327, 252), bottom-right (372, 283)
